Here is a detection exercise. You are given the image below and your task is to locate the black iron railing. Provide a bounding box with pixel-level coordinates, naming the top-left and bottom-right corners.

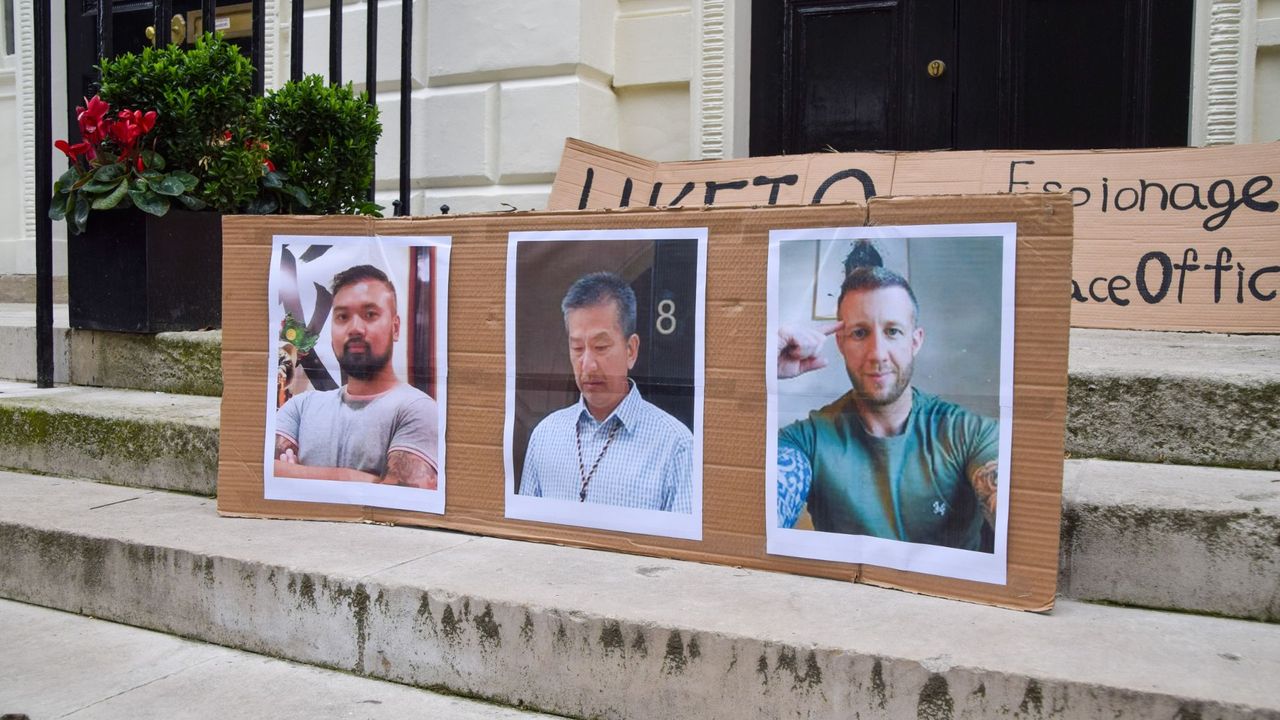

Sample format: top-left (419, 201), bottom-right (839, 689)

top-left (32, 0), bottom-right (414, 387)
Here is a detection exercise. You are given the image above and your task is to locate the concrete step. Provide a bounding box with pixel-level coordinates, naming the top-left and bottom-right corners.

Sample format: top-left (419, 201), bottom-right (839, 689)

top-left (0, 303), bottom-right (71, 384)
top-left (2, 472), bottom-right (1277, 720)
top-left (68, 327), bottom-right (222, 397)
top-left (0, 377), bottom-right (1275, 620)
top-left (0, 383), bottom-right (219, 495)
top-left (1066, 329), bottom-right (1279, 471)
top-left (1060, 459), bottom-right (1280, 622)
top-left (0, 598), bottom-right (560, 720)
top-left (4, 299), bottom-right (1274, 468)
top-left (0, 273), bottom-right (67, 303)
top-left (0, 303), bottom-right (221, 396)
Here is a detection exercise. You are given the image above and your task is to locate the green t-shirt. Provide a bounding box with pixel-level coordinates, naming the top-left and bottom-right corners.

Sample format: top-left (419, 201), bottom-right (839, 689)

top-left (778, 388), bottom-right (998, 551)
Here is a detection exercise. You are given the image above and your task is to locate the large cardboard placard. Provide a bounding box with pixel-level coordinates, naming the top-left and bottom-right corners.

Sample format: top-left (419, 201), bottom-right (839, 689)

top-left (549, 138), bottom-right (1280, 334)
top-left (218, 195), bottom-right (1071, 611)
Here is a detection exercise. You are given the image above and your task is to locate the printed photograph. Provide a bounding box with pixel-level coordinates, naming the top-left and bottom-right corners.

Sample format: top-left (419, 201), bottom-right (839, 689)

top-left (766, 223), bottom-right (1016, 584)
top-left (263, 234), bottom-right (450, 514)
top-left (504, 228), bottom-right (707, 540)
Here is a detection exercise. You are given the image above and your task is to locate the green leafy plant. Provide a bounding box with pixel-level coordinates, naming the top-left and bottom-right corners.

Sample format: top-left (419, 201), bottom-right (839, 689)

top-left (96, 33), bottom-right (268, 212)
top-left (260, 74), bottom-right (382, 215)
top-left (50, 95), bottom-right (203, 234)
top-left (280, 312), bottom-right (319, 353)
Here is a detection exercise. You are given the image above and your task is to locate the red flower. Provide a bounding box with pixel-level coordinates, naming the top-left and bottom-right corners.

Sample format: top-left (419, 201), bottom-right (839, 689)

top-left (55, 139), bottom-right (95, 163)
top-left (137, 155), bottom-right (146, 173)
top-left (76, 95), bottom-right (110, 144)
top-left (109, 117), bottom-right (143, 154)
top-left (264, 158), bottom-right (276, 173)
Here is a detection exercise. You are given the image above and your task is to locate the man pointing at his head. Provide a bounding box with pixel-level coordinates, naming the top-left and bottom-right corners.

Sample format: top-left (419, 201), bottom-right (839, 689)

top-left (776, 246), bottom-right (998, 550)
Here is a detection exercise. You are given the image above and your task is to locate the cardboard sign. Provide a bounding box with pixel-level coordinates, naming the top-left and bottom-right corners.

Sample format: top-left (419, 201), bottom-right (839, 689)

top-left (218, 195), bottom-right (1071, 611)
top-left (550, 139), bottom-right (1280, 334)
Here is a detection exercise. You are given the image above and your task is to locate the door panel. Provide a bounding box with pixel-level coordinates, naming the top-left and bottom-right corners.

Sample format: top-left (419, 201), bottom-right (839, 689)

top-left (752, 0), bottom-right (1194, 153)
top-left (789, 2), bottom-right (901, 152)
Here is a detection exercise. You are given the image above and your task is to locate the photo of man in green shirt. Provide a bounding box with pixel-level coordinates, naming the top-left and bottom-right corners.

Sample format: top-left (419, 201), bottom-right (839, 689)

top-left (774, 239), bottom-right (1001, 552)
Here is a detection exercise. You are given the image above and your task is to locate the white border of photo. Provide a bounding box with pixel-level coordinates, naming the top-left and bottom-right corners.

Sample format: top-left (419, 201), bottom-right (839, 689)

top-left (765, 223), bottom-right (1016, 585)
top-left (503, 228), bottom-right (708, 541)
top-left (262, 234), bottom-right (451, 515)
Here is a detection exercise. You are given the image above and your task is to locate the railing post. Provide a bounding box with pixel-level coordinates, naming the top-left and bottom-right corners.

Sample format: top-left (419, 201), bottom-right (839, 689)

top-left (398, 0), bottom-right (410, 215)
top-left (153, 0), bottom-right (173, 48)
top-left (96, 0), bottom-right (113, 59)
top-left (329, 0), bottom-right (342, 84)
top-left (253, 0), bottom-right (266, 93)
top-left (34, 0), bottom-right (53, 387)
top-left (202, 0), bottom-right (216, 45)
top-left (291, 0), bottom-right (304, 81)
top-left (366, 0), bottom-right (377, 202)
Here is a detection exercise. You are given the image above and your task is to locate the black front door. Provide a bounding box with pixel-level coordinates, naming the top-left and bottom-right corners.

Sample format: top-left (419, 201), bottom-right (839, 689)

top-left (750, 0), bottom-right (1195, 154)
top-left (63, 0), bottom-right (251, 138)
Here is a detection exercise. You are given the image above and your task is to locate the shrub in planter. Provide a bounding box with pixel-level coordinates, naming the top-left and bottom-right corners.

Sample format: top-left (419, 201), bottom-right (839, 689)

top-left (96, 33), bottom-right (269, 213)
top-left (260, 74), bottom-right (382, 215)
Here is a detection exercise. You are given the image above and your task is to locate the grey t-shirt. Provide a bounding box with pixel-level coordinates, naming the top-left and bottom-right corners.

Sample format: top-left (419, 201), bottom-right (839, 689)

top-left (276, 383), bottom-right (439, 476)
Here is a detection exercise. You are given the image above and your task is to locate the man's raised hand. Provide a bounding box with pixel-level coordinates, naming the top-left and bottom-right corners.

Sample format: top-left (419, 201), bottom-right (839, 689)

top-left (777, 321), bottom-right (842, 379)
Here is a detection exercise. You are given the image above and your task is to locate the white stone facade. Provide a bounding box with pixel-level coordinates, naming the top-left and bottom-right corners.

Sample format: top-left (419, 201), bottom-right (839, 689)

top-left (0, 0), bottom-right (1276, 275)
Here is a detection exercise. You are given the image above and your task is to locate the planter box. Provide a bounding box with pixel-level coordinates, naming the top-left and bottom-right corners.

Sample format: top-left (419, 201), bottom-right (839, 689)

top-left (68, 209), bottom-right (223, 333)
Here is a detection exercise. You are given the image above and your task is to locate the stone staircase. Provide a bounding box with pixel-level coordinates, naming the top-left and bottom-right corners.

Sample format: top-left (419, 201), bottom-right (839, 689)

top-left (0, 306), bottom-right (1277, 719)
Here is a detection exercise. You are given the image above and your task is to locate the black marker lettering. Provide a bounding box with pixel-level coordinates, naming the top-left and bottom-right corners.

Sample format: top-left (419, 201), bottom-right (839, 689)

top-left (1108, 275), bottom-right (1132, 306)
top-left (1237, 263), bottom-right (1246, 304)
top-left (1207, 247), bottom-right (1234, 303)
top-left (1101, 177), bottom-right (1110, 212)
top-left (1249, 266), bottom-right (1279, 301)
top-left (578, 167), bottom-right (594, 210)
top-left (753, 174), bottom-right (799, 205)
top-left (1089, 276), bottom-right (1111, 303)
top-left (1009, 160), bottom-right (1034, 192)
top-left (1174, 248), bottom-right (1200, 304)
top-left (1071, 279), bottom-right (1088, 303)
top-left (1170, 183), bottom-right (1206, 211)
top-left (1241, 175), bottom-right (1279, 213)
top-left (704, 179), bottom-right (749, 205)
top-left (667, 181), bottom-right (696, 206)
top-left (1070, 186), bottom-right (1092, 207)
top-left (1204, 179), bottom-right (1240, 231)
top-left (1136, 251), bottom-right (1172, 304)
top-left (1139, 179), bottom-right (1169, 211)
top-left (1114, 187), bottom-right (1140, 211)
top-left (1043, 181), bottom-right (1063, 193)
top-left (811, 168), bottom-right (878, 204)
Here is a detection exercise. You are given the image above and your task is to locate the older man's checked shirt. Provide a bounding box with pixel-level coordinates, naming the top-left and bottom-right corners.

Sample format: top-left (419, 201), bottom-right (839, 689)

top-left (518, 382), bottom-right (693, 513)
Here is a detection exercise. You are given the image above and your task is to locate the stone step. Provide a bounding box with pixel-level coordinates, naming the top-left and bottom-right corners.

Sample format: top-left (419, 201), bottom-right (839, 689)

top-left (0, 378), bottom-right (1275, 620)
top-left (1060, 459), bottom-right (1280, 622)
top-left (0, 273), bottom-right (67, 304)
top-left (1, 472), bottom-right (1277, 720)
top-left (1065, 328), bottom-right (1279, 471)
top-left (0, 303), bottom-right (71, 384)
top-left (0, 598), bottom-right (559, 720)
top-left (0, 383), bottom-right (219, 495)
top-left (0, 303), bottom-right (221, 396)
top-left (4, 299), bottom-right (1275, 468)
top-left (68, 327), bottom-right (222, 397)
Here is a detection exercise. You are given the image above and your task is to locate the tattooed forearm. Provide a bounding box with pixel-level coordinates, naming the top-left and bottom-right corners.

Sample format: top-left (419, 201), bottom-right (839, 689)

top-left (777, 445), bottom-right (813, 529)
top-left (382, 450), bottom-right (438, 490)
top-left (970, 460), bottom-right (998, 526)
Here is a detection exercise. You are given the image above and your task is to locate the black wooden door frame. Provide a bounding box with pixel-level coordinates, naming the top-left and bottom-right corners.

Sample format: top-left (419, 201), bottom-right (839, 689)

top-left (749, 0), bottom-right (1194, 155)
